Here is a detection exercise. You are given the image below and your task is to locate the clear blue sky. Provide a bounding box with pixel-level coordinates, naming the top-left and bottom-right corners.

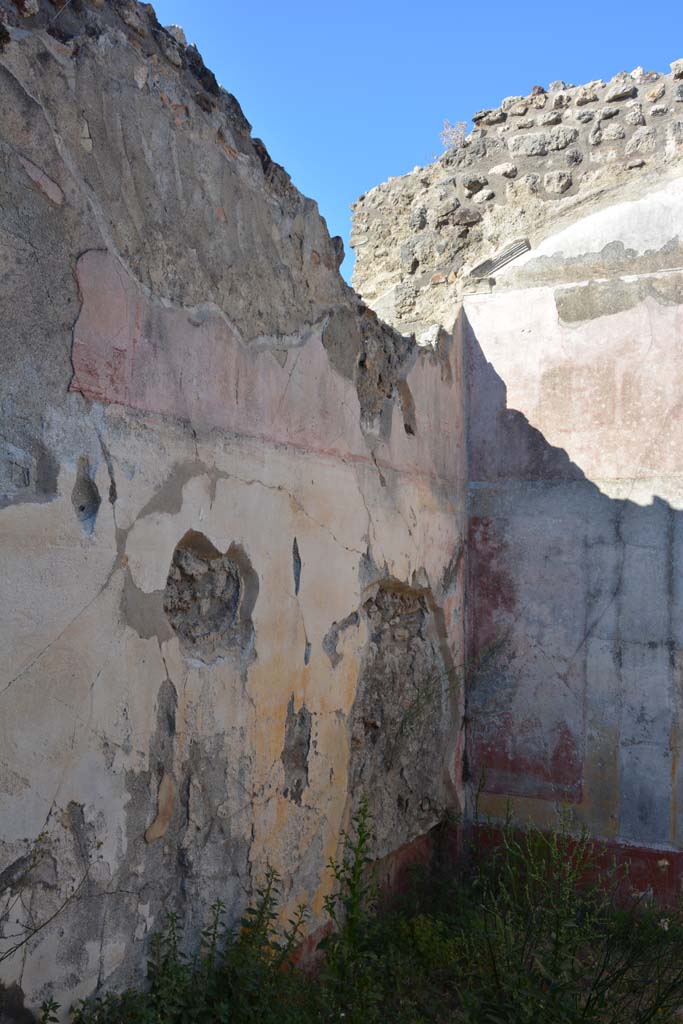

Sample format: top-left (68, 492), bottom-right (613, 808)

top-left (152, 0), bottom-right (680, 280)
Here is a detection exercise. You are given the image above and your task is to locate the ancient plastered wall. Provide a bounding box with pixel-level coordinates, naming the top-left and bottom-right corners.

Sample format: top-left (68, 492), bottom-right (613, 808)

top-left (0, 1), bottom-right (466, 1013)
top-left (351, 63), bottom-right (683, 858)
top-left (464, 174), bottom-right (683, 851)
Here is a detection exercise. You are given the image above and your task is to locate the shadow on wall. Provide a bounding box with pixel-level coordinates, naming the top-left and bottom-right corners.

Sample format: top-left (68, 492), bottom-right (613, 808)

top-left (463, 310), bottom-right (683, 850)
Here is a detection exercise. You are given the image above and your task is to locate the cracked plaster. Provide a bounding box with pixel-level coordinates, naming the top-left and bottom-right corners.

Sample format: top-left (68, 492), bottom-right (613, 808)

top-left (0, 0), bottom-right (465, 1013)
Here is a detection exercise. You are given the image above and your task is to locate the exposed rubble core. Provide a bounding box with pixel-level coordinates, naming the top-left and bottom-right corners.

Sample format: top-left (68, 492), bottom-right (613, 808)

top-left (163, 531), bottom-right (256, 664)
top-left (348, 583), bottom-right (453, 855)
top-left (352, 62), bottom-right (683, 334)
top-left (321, 303), bottom-right (417, 425)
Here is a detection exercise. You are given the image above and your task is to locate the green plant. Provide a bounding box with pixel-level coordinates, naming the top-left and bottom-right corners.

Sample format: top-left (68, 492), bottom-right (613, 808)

top-left (28, 805), bottom-right (683, 1024)
top-left (317, 795), bottom-right (384, 1021)
top-left (323, 795), bottom-right (377, 944)
top-left (73, 868), bottom-right (312, 1024)
top-left (39, 997), bottom-right (60, 1024)
top-left (442, 812), bottom-right (683, 1024)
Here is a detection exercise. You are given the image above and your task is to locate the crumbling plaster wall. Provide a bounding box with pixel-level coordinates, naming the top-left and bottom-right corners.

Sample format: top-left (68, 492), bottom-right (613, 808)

top-left (0, 0), bottom-right (465, 1014)
top-left (352, 65), bottom-right (683, 857)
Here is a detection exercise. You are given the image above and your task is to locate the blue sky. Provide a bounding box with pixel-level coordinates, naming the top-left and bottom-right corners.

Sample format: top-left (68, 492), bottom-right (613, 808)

top-left (152, 0), bottom-right (680, 280)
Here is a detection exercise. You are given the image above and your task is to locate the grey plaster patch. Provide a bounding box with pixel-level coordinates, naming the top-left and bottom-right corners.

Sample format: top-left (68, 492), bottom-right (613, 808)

top-left (321, 306), bottom-right (362, 382)
top-left (121, 575), bottom-right (174, 642)
top-left (281, 696), bottom-right (311, 805)
top-left (86, 674), bottom-right (256, 1002)
top-left (322, 611), bottom-right (360, 668)
top-left (555, 270), bottom-right (683, 322)
top-left (133, 462), bottom-right (207, 521)
top-left (503, 238), bottom-right (683, 290)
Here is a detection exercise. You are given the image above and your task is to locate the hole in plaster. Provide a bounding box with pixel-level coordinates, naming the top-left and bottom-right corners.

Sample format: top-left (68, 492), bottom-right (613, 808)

top-left (397, 380), bottom-right (417, 437)
top-left (71, 456), bottom-right (101, 533)
top-left (292, 537), bottom-right (302, 596)
top-left (281, 695), bottom-right (312, 805)
top-left (163, 530), bottom-right (258, 664)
